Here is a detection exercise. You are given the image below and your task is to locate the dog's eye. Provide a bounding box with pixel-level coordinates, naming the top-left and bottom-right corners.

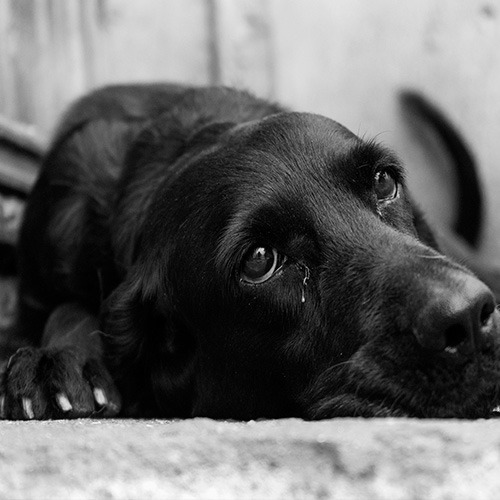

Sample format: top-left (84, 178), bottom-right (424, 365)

top-left (241, 247), bottom-right (283, 284)
top-left (374, 169), bottom-right (398, 201)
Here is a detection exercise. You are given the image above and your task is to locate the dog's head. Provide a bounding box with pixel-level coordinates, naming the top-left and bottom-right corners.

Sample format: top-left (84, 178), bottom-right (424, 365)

top-left (106, 110), bottom-right (500, 419)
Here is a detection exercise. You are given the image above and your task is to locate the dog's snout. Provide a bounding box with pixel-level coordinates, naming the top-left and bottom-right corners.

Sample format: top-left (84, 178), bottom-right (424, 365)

top-left (413, 273), bottom-right (497, 355)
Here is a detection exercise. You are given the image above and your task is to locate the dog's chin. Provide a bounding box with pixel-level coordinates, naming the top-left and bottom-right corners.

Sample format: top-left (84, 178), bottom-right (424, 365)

top-left (309, 391), bottom-right (500, 420)
top-left (307, 346), bottom-right (500, 420)
top-left (308, 394), bottom-right (411, 419)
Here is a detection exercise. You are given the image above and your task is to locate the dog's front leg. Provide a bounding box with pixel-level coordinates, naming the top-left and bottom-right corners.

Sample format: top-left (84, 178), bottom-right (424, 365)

top-left (0, 303), bottom-right (121, 419)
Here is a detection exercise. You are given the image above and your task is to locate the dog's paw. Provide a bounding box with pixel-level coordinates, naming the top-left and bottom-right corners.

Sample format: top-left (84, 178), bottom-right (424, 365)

top-left (0, 346), bottom-right (121, 420)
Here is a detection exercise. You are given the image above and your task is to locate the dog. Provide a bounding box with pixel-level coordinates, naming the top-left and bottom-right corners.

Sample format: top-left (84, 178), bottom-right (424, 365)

top-left (0, 84), bottom-right (499, 420)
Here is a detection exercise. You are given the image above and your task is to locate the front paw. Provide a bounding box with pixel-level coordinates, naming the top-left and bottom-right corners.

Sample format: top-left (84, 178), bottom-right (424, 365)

top-left (0, 346), bottom-right (121, 419)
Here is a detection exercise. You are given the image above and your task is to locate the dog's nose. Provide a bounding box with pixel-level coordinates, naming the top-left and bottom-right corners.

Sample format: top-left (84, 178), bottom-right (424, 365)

top-left (413, 273), bottom-right (497, 355)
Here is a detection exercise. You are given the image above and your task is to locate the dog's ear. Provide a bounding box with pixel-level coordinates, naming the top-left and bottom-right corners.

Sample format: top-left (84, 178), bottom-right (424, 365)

top-left (102, 260), bottom-right (195, 417)
top-left (113, 116), bottom-right (235, 269)
top-left (410, 200), bottom-right (440, 250)
top-left (127, 115), bottom-right (235, 172)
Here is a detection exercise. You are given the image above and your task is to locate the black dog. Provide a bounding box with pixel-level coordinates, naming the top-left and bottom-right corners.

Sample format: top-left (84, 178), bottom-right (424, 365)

top-left (1, 84), bottom-right (499, 420)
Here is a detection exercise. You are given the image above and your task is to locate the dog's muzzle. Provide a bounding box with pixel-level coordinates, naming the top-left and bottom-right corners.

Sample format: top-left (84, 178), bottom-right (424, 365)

top-left (306, 242), bottom-right (500, 419)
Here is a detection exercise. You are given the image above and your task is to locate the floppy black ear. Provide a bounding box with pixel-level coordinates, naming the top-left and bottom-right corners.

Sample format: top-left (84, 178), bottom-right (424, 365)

top-left (102, 262), bottom-right (195, 417)
top-left (113, 116), bottom-right (236, 269)
top-left (411, 200), bottom-right (440, 250)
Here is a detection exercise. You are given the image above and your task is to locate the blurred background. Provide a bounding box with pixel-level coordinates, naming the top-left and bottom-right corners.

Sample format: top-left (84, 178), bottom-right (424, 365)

top-left (0, 0), bottom-right (499, 260)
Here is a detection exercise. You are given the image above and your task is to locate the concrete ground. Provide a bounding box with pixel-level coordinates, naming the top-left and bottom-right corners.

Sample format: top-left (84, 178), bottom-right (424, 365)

top-left (1, 417), bottom-right (500, 500)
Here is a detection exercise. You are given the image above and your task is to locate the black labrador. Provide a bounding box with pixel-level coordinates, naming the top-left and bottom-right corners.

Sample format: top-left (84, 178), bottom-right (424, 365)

top-left (1, 84), bottom-right (499, 420)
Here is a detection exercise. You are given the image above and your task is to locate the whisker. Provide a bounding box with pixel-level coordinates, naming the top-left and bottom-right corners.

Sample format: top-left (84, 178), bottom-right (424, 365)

top-left (418, 254), bottom-right (448, 261)
top-left (329, 359), bottom-right (355, 371)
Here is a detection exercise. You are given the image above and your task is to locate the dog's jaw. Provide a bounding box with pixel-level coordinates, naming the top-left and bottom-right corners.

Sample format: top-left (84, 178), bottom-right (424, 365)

top-left (305, 317), bottom-right (500, 420)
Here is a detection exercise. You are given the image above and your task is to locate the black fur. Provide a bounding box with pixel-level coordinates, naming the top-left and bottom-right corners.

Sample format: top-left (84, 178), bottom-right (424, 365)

top-left (1, 84), bottom-right (500, 420)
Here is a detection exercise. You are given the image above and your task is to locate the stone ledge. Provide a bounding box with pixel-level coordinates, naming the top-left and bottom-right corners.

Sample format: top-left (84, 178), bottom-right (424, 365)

top-left (0, 418), bottom-right (499, 499)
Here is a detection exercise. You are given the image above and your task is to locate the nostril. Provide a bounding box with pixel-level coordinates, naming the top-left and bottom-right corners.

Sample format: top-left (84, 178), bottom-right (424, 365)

top-left (480, 300), bottom-right (495, 327)
top-left (441, 293), bottom-right (496, 354)
top-left (444, 325), bottom-right (467, 349)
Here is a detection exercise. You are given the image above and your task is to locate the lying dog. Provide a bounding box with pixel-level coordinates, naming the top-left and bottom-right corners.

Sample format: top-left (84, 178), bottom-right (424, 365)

top-left (1, 84), bottom-right (499, 420)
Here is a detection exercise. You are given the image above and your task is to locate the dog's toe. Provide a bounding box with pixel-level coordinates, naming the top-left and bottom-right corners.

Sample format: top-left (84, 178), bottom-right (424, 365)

top-left (83, 359), bottom-right (121, 417)
top-left (0, 346), bottom-right (121, 419)
top-left (1, 347), bottom-right (49, 419)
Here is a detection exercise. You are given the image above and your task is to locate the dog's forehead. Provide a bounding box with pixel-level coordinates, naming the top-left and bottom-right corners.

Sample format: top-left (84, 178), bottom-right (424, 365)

top-left (231, 112), bottom-right (396, 177)
top-left (226, 111), bottom-right (398, 192)
top-left (211, 112), bottom-right (402, 255)
top-left (261, 111), bottom-right (354, 135)
top-left (236, 111), bottom-right (360, 154)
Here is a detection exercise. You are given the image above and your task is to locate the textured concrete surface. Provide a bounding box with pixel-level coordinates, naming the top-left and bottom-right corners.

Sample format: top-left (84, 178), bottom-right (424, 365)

top-left (1, 417), bottom-right (500, 500)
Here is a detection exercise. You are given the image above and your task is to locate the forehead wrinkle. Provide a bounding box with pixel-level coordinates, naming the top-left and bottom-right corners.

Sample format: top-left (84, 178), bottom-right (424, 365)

top-left (268, 129), bottom-right (356, 172)
top-left (234, 111), bottom-right (361, 172)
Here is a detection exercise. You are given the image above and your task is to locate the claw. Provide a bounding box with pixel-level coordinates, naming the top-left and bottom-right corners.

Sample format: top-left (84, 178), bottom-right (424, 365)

top-left (6, 354), bottom-right (15, 370)
top-left (93, 387), bottom-right (107, 407)
top-left (108, 402), bottom-right (120, 413)
top-left (22, 397), bottom-right (34, 419)
top-left (56, 393), bottom-right (72, 412)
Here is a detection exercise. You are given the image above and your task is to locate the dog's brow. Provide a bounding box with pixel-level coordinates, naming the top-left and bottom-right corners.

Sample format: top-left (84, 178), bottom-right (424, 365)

top-left (215, 195), bottom-right (317, 276)
top-left (215, 210), bottom-right (251, 276)
top-left (349, 140), bottom-right (403, 171)
top-left (345, 143), bottom-right (405, 184)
